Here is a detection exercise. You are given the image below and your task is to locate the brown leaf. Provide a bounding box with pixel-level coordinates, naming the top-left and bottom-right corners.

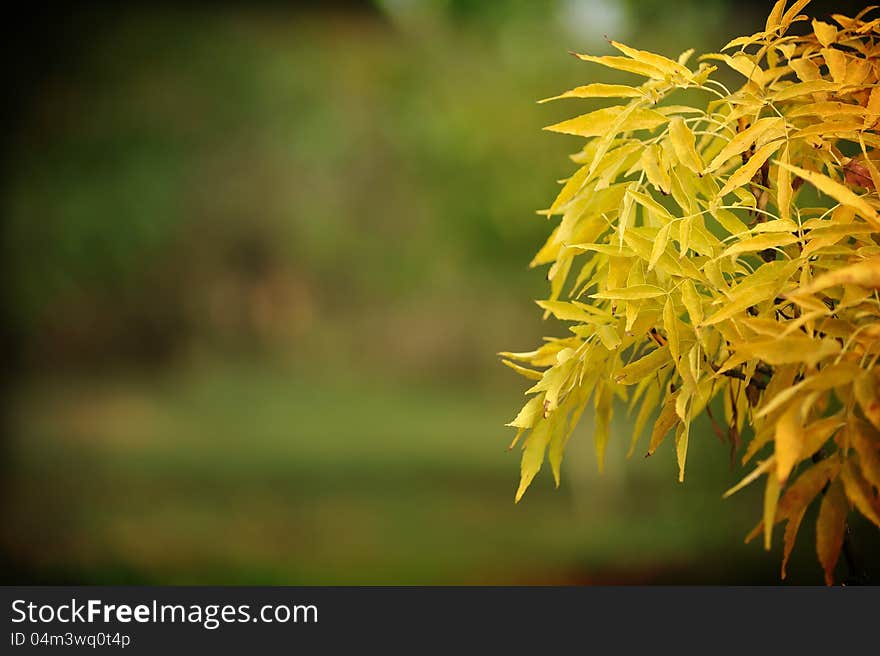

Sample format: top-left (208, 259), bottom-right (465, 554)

top-left (816, 481), bottom-right (848, 586)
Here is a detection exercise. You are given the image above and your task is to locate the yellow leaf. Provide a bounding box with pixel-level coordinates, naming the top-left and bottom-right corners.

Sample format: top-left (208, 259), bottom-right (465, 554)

top-left (724, 456), bottom-right (775, 498)
top-left (649, 222), bottom-right (672, 271)
top-left (775, 161), bottom-right (879, 224)
top-left (538, 83), bottom-right (644, 103)
top-left (719, 140), bottom-right (784, 196)
top-left (702, 53), bottom-right (766, 86)
top-left (789, 56), bottom-right (821, 82)
top-left (548, 164), bottom-right (590, 214)
top-left (793, 256), bottom-right (880, 295)
top-left (706, 117), bottom-right (785, 173)
top-left (821, 47), bottom-right (847, 85)
top-left (775, 398), bottom-right (804, 482)
top-left (536, 300), bottom-right (595, 323)
top-left (675, 421), bottom-right (690, 483)
top-left (501, 359), bottom-right (543, 381)
top-left (515, 419), bottom-right (551, 502)
top-left (733, 336), bottom-right (840, 367)
top-left (854, 374), bottom-right (880, 432)
top-left (772, 80), bottom-right (837, 102)
top-left (640, 144), bottom-right (672, 194)
top-left (840, 460), bottom-right (880, 527)
top-left (668, 117), bottom-right (704, 173)
top-left (573, 53), bottom-right (666, 79)
top-left (681, 279), bottom-right (704, 326)
top-left (721, 232), bottom-right (798, 257)
top-left (781, 507), bottom-right (807, 579)
top-left (812, 19), bottom-right (838, 47)
top-left (615, 345), bottom-right (670, 385)
top-left (776, 143), bottom-right (792, 223)
top-left (507, 395), bottom-right (545, 429)
top-left (663, 297), bottom-right (680, 363)
top-left (549, 395), bottom-right (589, 486)
top-left (630, 383), bottom-right (661, 457)
top-left (596, 324), bottom-right (622, 350)
top-left (648, 390), bottom-right (680, 455)
top-left (850, 421), bottom-right (880, 490)
top-left (627, 187), bottom-right (675, 223)
top-left (779, 0), bottom-right (812, 33)
top-left (710, 207), bottom-right (749, 236)
top-left (594, 384), bottom-right (613, 473)
top-left (816, 481), bottom-right (848, 585)
top-left (764, 467), bottom-right (782, 550)
top-left (865, 86), bottom-right (880, 128)
top-left (801, 415), bottom-right (845, 462)
top-left (754, 363), bottom-right (861, 420)
top-left (545, 107), bottom-right (668, 138)
top-left (610, 41), bottom-right (693, 79)
top-left (591, 285), bottom-right (666, 301)
top-left (765, 0), bottom-right (787, 32)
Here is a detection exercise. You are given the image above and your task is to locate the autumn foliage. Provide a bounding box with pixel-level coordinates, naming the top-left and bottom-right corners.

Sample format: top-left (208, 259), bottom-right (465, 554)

top-left (503, 0), bottom-right (880, 583)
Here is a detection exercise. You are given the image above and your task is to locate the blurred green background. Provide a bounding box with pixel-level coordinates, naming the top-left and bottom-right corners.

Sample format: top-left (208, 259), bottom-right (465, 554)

top-left (1, 0), bottom-right (875, 584)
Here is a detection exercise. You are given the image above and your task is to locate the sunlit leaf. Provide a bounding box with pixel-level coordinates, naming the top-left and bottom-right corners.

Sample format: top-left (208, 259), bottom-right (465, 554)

top-left (776, 161), bottom-right (879, 223)
top-left (538, 83), bottom-right (644, 103)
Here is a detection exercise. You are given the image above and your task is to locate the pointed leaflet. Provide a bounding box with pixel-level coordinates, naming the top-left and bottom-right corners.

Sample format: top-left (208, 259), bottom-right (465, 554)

top-left (776, 143), bottom-right (793, 222)
top-left (719, 140), bottom-right (784, 196)
top-left (812, 19), bottom-right (838, 47)
top-left (573, 53), bottom-right (666, 80)
top-left (850, 421), bottom-right (880, 490)
top-left (615, 345), bottom-right (670, 384)
top-left (549, 392), bottom-right (589, 487)
top-left (724, 457), bottom-right (776, 498)
top-left (537, 300), bottom-right (597, 323)
top-left (706, 117), bottom-right (785, 173)
top-left (775, 398), bottom-right (804, 482)
top-left (840, 460), bottom-right (880, 527)
top-left (675, 421), bottom-right (690, 483)
top-left (538, 83), bottom-right (643, 103)
top-left (792, 256), bottom-right (880, 295)
top-left (764, 467), bottom-right (782, 550)
top-left (649, 222), bottom-right (672, 271)
top-left (821, 47), bottom-right (847, 85)
top-left (721, 233), bottom-right (798, 257)
top-left (609, 41), bottom-right (693, 79)
top-left (680, 279), bottom-right (704, 326)
top-left (627, 187), bottom-right (675, 223)
top-left (630, 383), bottom-right (661, 457)
top-left (594, 384), bottom-right (613, 473)
top-left (765, 0), bottom-right (787, 32)
top-left (648, 391), bottom-right (680, 456)
top-left (854, 374), bottom-right (880, 432)
top-left (668, 117), bottom-right (704, 173)
top-left (640, 144), bottom-right (672, 194)
top-left (544, 106), bottom-right (668, 138)
top-left (508, 394), bottom-right (546, 429)
top-left (591, 285), bottom-right (666, 300)
top-left (775, 161), bottom-right (879, 224)
top-left (501, 359), bottom-right (543, 381)
top-left (816, 481), bottom-right (848, 585)
top-left (515, 418), bottom-right (552, 502)
top-left (781, 507), bottom-right (807, 579)
top-left (778, 0), bottom-right (812, 34)
top-left (663, 297), bottom-right (680, 363)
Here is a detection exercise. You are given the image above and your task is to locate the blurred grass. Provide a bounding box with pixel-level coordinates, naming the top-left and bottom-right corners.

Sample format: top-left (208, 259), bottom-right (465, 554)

top-left (2, 357), bottom-right (837, 584)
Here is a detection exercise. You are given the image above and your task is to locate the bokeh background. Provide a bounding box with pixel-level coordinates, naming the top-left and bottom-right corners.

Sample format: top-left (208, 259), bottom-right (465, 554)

top-left (1, 0), bottom-right (876, 584)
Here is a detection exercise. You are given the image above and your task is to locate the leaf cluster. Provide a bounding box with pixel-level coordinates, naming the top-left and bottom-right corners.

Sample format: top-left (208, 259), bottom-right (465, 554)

top-left (504, 0), bottom-right (880, 583)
